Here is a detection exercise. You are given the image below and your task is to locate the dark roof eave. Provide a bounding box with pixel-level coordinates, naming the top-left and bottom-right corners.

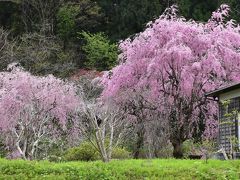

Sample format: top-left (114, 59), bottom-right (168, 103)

top-left (206, 82), bottom-right (240, 98)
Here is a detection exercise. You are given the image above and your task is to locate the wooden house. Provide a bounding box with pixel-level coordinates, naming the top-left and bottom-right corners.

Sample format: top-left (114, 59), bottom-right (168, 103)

top-left (206, 83), bottom-right (240, 154)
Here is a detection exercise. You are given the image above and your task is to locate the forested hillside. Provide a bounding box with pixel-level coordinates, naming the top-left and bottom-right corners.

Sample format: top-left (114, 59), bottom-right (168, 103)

top-left (0, 0), bottom-right (238, 77)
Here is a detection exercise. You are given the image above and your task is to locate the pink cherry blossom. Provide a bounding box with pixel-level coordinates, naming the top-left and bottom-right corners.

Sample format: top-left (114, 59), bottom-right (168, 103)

top-left (0, 64), bottom-right (81, 159)
top-left (102, 5), bottom-right (240, 158)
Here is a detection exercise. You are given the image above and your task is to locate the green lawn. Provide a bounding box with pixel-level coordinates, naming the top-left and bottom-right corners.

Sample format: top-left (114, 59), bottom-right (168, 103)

top-left (0, 158), bottom-right (239, 180)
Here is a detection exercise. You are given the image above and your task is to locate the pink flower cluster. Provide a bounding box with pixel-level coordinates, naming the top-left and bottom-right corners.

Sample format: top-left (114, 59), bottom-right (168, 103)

top-left (0, 65), bottom-right (81, 131)
top-left (102, 5), bottom-right (240, 139)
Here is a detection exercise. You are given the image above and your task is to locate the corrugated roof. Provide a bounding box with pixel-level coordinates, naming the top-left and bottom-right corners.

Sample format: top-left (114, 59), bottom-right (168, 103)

top-left (206, 82), bottom-right (240, 98)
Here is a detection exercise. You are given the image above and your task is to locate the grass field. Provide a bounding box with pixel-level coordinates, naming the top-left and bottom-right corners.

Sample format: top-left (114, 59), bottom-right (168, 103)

top-left (0, 158), bottom-right (239, 179)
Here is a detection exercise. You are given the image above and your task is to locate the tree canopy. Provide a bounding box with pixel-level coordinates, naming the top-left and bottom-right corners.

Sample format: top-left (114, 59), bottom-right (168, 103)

top-left (102, 4), bottom-right (240, 158)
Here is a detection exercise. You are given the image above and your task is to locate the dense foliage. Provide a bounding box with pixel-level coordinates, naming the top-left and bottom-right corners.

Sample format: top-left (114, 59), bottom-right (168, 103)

top-left (80, 32), bottom-right (118, 70)
top-left (64, 142), bottom-right (99, 161)
top-left (0, 1), bottom-right (239, 39)
top-left (0, 0), bottom-right (239, 76)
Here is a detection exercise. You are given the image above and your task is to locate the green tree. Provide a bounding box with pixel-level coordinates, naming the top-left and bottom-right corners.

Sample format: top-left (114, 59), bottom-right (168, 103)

top-left (80, 31), bottom-right (118, 71)
top-left (74, 0), bottom-right (104, 33)
top-left (57, 0), bottom-right (104, 50)
top-left (0, 1), bottom-right (23, 36)
top-left (98, 0), bottom-right (164, 40)
top-left (178, 0), bottom-right (218, 22)
top-left (20, 0), bottom-right (62, 34)
top-left (57, 4), bottom-right (79, 49)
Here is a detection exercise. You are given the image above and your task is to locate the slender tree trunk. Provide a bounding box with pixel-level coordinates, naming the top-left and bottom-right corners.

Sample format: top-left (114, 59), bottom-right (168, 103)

top-left (16, 141), bottom-right (27, 160)
top-left (108, 124), bottom-right (114, 159)
top-left (95, 130), bottom-right (109, 162)
top-left (172, 140), bottom-right (184, 159)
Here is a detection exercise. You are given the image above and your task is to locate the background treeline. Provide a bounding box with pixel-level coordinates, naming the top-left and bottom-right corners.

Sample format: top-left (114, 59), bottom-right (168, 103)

top-left (0, 0), bottom-right (238, 77)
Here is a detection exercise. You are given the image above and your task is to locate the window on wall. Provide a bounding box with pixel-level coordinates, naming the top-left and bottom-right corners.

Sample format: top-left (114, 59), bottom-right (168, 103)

top-left (219, 97), bottom-right (240, 153)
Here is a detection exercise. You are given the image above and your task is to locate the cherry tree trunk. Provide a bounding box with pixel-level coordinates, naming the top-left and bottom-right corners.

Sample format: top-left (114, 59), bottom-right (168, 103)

top-left (133, 130), bottom-right (144, 159)
top-left (95, 129), bottom-right (110, 163)
top-left (172, 140), bottom-right (184, 159)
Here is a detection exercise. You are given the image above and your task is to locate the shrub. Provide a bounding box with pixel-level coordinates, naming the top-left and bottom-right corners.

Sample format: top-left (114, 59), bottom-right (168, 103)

top-left (183, 140), bottom-right (202, 159)
top-left (64, 142), bottom-right (99, 161)
top-left (0, 139), bottom-right (6, 158)
top-left (111, 147), bottom-right (131, 159)
top-left (154, 143), bottom-right (173, 158)
top-left (200, 140), bottom-right (217, 163)
top-left (183, 139), bottom-right (218, 161)
top-left (45, 155), bottom-right (63, 163)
